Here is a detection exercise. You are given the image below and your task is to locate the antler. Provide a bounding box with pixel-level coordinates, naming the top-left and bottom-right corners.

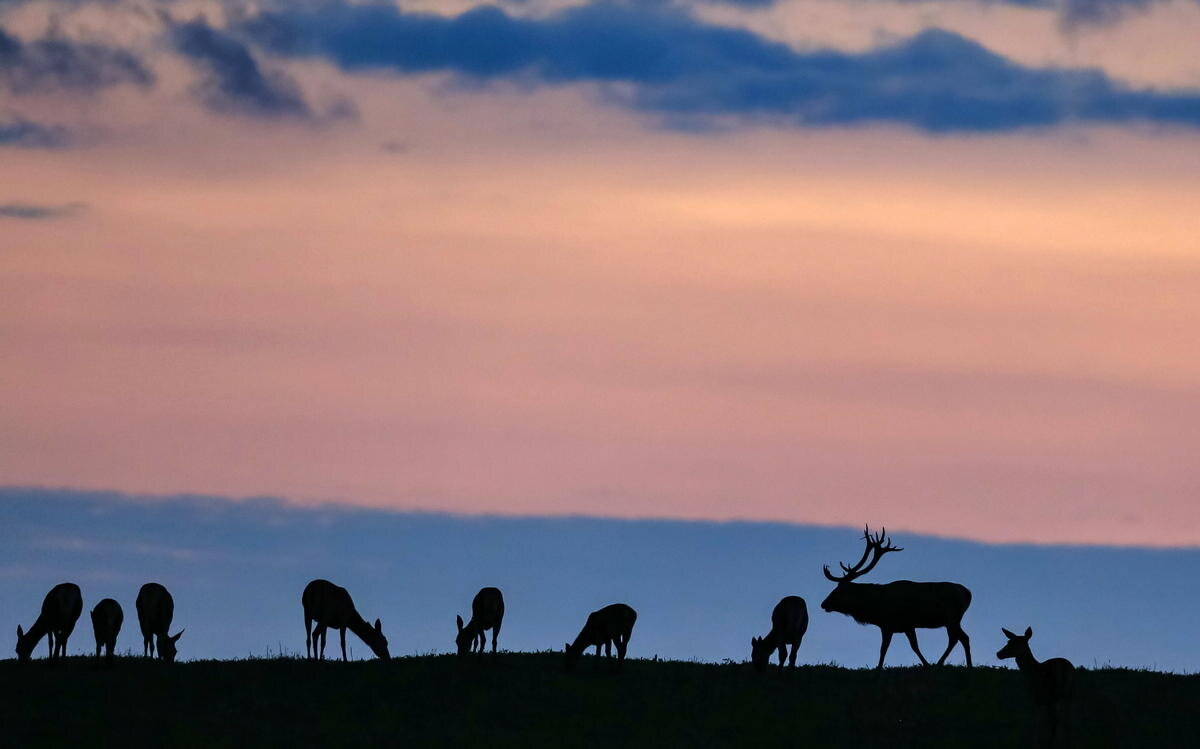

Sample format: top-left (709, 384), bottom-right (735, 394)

top-left (823, 524), bottom-right (904, 583)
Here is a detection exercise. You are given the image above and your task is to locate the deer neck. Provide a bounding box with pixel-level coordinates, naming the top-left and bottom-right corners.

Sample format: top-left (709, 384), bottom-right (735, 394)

top-left (1013, 647), bottom-right (1041, 675)
top-left (346, 612), bottom-right (373, 639)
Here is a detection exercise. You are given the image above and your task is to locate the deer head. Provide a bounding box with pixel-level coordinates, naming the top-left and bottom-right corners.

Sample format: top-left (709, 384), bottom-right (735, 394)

top-left (750, 636), bottom-right (773, 673)
top-left (15, 625), bottom-right (34, 662)
top-left (455, 615), bottom-right (472, 656)
top-left (158, 629), bottom-right (184, 662)
top-left (820, 525), bottom-right (903, 614)
top-left (997, 627), bottom-right (1034, 661)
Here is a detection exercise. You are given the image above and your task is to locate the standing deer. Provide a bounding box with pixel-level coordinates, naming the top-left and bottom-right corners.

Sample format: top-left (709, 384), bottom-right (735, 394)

top-left (15, 582), bottom-right (83, 662)
top-left (136, 582), bottom-right (184, 662)
top-left (821, 526), bottom-right (972, 670)
top-left (997, 627), bottom-right (1075, 748)
top-left (456, 587), bottom-right (505, 656)
top-left (302, 579), bottom-right (390, 661)
top-left (564, 603), bottom-right (636, 671)
top-left (90, 598), bottom-right (123, 666)
top-left (751, 595), bottom-right (808, 673)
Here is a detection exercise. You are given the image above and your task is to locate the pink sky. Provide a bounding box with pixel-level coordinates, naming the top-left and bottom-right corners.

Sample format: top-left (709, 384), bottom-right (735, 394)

top-left (2, 0), bottom-right (1199, 546)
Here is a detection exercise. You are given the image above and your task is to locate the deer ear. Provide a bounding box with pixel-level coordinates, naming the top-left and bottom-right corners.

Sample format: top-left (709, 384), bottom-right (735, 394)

top-left (171, 629), bottom-right (184, 643)
top-left (1001, 628), bottom-right (1017, 639)
top-left (16, 625), bottom-right (23, 639)
top-left (1024, 627), bottom-right (1033, 639)
top-left (456, 615), bottom-right (464, 632)
top-left (374, 618), bottom-right (382, 633)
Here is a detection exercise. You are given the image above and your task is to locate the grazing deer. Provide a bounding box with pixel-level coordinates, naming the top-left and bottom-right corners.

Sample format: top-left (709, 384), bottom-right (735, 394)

top-left (90, 598), bottom-right (123, 666)
top-left (564, 603), bottom-right (637, 671)
top-left (456, 587), bottom-right (505, 656)
top-left (136, 582), bottom-right (184, 662)
top-left (751, 595), bottom-right (808, 673)
top-left (821, 526), bottom-right (972, 670)
top-left (997, 627), bottom-right (1075, 748)
top-left (15, 582), bottom-right (83, 662)
top-left (302, 579), bottom-right (390, 661)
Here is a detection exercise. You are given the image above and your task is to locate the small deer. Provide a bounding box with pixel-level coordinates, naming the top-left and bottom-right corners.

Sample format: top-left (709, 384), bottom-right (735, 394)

top-left (997, 627), bottom-right (1075, 748)
top-left (15, 582), bottom-right (83, 661)
top-left (456, 587), bottom-right (505, 656)
top-left (302, 579), bottom-right (390, 661)
top-left (90, 598), bottom-right (123, 666)
top-left (751, 595), bottom-right (808, 673)
top-left (136, 582), bottom-right (184, 662)
top-left (821, 525), bottom-right (972, 669)
top-left (564, 603), bottom-right (636, 671)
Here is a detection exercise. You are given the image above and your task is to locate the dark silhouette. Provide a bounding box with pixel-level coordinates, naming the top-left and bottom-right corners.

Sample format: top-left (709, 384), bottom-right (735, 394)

top-left (564, 603), bottom-right (636, 671)
top-left (751, 595), bottom-right (808, 673)
top-left (15, 582), bottom-right (83, 662)
top-left (821, 526), bottom-right (972, 669)
top-left (998, 627), bottom-right (1075, 748)
top-left (90, 598), bottom-right (123, 666)
top-left (302, 579), bottom-right (390, 661)
top-left (456, 587), bottom-right (505, 656)
top-left (136, 582), bottom-right (184, 662)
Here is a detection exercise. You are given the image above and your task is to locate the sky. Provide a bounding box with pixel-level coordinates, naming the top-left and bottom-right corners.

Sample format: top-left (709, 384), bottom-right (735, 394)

top-left (4, 488), bottom-right (1199, 670)
top-left (2, 0), bottom-right (1199, 552)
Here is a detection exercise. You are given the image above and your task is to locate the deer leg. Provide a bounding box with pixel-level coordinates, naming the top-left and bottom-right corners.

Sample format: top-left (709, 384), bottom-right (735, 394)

top-left (777, 644), bottom-right (787, 672)
top-left (492, 623), bottom-right (500, 653)
top-left (339, 627), bottom-right (347, 662)
top-left (958, 626), bottom-right (972, 667)
top-left (788, 642), bottom-right (799, 669)
top-left (904, 630), bottom-right (930, 666)
top-left (935, 626), bottom-right (958, 666)
top-left (305, 617), bottom-right (313, 660)
top-left (316, 625), bottom-right (327, 659)
top-left (877, 630), bottom-right (894, 670)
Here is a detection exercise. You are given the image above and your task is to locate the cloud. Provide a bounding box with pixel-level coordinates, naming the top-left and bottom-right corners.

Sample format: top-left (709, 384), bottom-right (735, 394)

top-left (0, 202), bottom-right (84, 219)
top-left (0, 115), bottom-right (69, 147)
top-left (169, 17), bottom-right (314, 119)
top-left (238, 2), bottom-right (1200, 133)
top-left (0, 25), bottom-right (153, 94)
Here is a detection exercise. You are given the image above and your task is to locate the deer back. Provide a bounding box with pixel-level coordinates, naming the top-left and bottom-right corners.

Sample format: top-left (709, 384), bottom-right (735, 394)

top-left (770, 596), bottom-right (808, 641)
top-left (136, 583), bottom-right (175, 634)
top-left (469, 587), bottom-right (505, 629)
top-left (90, 598), bottom-right (123, 640)
top-left (43, 582), bottom-right (83, 631)
top-left (302, 579), bottom-right (359, 628)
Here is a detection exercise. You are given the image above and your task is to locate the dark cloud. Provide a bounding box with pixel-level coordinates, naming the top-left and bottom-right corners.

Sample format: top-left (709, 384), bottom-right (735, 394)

top-left (2, 487), bottom-right (1200, 669)
top-left (170, 18), bottom-right (315, 119)
top-left (240, 2), bottom-right (1200, 133)
top-left (0, 202), bottom-right (84, 219)
top-left (0, 25), bottom-right (153, 94)
top-left (0, 115), bottom-right (69, 148)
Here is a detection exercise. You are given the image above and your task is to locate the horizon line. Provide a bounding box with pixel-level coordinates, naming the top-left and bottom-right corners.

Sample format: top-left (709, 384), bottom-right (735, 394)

top-left (4, 484), bottom-right (1198, 553)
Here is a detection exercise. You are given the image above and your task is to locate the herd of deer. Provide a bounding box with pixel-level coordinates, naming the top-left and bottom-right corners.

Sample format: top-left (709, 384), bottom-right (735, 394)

top-left (11, 526), bottom-right (1076, 746)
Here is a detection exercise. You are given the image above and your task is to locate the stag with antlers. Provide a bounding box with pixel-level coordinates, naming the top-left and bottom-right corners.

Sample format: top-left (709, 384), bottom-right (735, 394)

top-left (821, 526), bottom-right (973, 670)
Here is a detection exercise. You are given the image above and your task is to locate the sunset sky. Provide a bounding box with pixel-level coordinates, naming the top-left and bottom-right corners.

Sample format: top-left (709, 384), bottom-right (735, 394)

top-left (3, 0), bottom-right (1199, 548)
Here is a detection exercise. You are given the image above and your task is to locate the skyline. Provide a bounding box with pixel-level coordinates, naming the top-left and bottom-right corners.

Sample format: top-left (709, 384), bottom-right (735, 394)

top-left (3, 0), bottom-right (1200, 548)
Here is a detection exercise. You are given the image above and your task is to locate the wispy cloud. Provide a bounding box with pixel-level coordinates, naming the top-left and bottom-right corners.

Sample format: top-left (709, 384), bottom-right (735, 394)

top-left (239, 2), bottom-right (1200, 133)
top-left (0, 201), bottom-right (84, 219)
top-left (0, 115), bottom-right (69, 148)
top-left (0, 25), bottom-right (153, 95)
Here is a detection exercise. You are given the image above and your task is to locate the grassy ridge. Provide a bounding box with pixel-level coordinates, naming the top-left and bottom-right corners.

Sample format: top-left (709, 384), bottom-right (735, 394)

top-left (1, 653), bottom-right (1196, 747)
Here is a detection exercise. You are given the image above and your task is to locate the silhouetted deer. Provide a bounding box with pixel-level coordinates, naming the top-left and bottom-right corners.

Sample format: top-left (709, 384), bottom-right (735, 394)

top-left (136, 582), bottom-right (184, 662)
top-left (302, 579), bottom-right (390, 661)
top-left (456, 587), bottom-right (505, 656)
top-left (751, 595), bottom-right (808, 673)
top-left (565, 603), bottom-right (636, 671)
top-left (15, 582), bottom-right (83, 662)
top-left (998, 627), bottom-right (1075, 748)
top-left (90, 598), bottom-right (123, 666)
top-left (821, 526), bottom-right (972, 669)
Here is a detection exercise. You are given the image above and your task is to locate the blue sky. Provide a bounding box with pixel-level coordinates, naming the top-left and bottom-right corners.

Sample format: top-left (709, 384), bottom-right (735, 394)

top-left (3, 488), bottom-right (1196, 670)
